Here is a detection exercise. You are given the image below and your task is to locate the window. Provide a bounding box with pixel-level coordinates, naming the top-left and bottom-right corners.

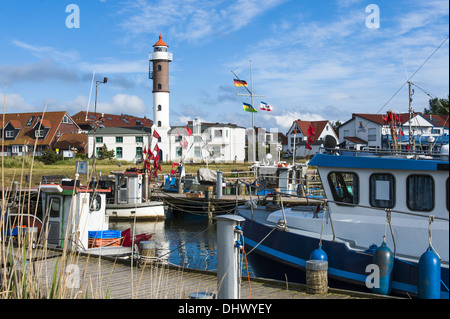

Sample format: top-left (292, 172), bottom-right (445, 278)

top-left (215, 130), bottom-right (222, 138)
top-left (407, 175), bottom-right (434, 211)
top-left (327, 172), bottom-right (359, 204)
top-left (49, 197), bottom-right (61, 218)
top-left (158, 105), bottom-right (162, 111)
top-left (26, 116), bottom-right (35, 126)
top-left (136, 147), bottom-right (143, 159)
top-left (194, 146), bottom-right (201, 158)
top-left (96, 136), bottom-right (103, 143)
top-left (158, 84), bottom-right (162, 90)
top-left (157, 65), bottom-right (162, 71)
top-left (116, 147), bottom-right (123, 159)
top-left (176, 146), bottom-right (182, 157)
top-left (6, 131), bottom-right (14, 138)
top-left (136, 136), bottom-right (143, 143)
top-left (90, 194), bottom-right (102, 212)
top-left (370, 174), bottom-right (395, 208)
top-left (116, 136), bottom-right (123, 143)
top-left (157, 121), bottom-right (161, 127)
top-left (368, 128), bottom-right (377, 141)
top-left (175, 135), bottom-right (182, 142)
top-left (35, 130), bottom-right (44, 138)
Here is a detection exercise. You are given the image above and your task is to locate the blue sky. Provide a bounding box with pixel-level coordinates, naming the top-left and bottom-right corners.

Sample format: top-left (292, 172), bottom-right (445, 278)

top-left (0, 0), bottom-right (448, 132)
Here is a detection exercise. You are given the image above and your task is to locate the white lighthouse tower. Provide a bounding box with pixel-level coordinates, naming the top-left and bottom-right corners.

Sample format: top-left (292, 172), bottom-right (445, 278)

top-left (149, 35), bottom-right (172, 162)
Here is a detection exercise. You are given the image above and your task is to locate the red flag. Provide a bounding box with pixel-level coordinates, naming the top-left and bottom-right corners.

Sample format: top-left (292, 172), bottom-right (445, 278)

top-left (154, 144), bottom-right (160, 153)
top-left (307, 124), bottom-right (315, 136)
top-left (153, 130), bottom-right (160, 139)
top-left (143, 146), bottom-right (147, 154)
top-left (305, 143), bottom-right (312, 150)
top-left (307, 136), bottom-right (314, 144)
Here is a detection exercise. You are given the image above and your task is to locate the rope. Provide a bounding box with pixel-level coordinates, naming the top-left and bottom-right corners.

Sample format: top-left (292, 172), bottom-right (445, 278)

top-left (240, 247), bottom-right (252, 299)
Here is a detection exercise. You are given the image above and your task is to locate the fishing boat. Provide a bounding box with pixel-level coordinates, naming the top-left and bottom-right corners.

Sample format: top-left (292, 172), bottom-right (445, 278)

top-left (39, 179), bottom-right (151, 257)
top-left (105, 169), bottom-right (165, 220)
top-left (251, 154), bottom-right (310, 197)
top-left (238, 140), bottom-right (449, 298)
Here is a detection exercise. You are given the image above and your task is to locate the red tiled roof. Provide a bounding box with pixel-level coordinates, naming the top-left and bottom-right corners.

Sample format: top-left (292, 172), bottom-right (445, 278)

top-left (1, 112), bottom-right (80, 147)
top-left (344, 136), bottom-right (367, 144)
top-left (293, 120), bottom-right (330, 141)
top-left (71, 111), bottom-right (153, 128)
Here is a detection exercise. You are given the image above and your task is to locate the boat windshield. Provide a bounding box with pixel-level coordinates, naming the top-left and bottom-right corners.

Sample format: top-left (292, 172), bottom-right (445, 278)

top-left (327, 172), bottom-right (359, 204)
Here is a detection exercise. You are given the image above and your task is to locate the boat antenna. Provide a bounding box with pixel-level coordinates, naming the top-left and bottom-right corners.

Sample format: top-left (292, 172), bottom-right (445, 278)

top-left (85, 69), bottom-right (96, 121)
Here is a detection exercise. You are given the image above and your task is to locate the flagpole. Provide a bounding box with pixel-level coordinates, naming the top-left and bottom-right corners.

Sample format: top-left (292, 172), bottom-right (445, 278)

top-left (231, 61), bottom-right (264, 163)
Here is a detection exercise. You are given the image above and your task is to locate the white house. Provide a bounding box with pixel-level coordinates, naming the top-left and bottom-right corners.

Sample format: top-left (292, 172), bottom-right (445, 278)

top-left (285, 119), bottom-right (338, 157)
top-left (339, 112), bottom-right (449, 151)
top-left (87, 127), bottom-right (153, 163)
top-left (168, 119), bottom-right (246, 163)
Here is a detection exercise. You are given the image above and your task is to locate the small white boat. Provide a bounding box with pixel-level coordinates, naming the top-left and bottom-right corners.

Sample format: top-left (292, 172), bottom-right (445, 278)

top-left (105, 169), bottom-right (165, 220)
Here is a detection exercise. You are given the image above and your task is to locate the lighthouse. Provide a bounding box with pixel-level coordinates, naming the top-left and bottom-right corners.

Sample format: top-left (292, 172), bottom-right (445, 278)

top-left (149, 35), bottom-right (172, 162)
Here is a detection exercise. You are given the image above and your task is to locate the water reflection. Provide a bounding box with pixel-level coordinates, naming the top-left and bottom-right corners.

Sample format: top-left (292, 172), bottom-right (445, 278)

top-left (109, 214), bottom-right (218, 271)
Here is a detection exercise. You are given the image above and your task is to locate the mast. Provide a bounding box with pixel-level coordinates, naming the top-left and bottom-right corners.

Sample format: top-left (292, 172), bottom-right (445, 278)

top-left (232, 60), bottom-right (264, 162)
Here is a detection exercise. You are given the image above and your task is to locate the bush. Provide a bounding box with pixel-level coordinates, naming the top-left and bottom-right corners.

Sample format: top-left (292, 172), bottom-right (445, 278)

top-left (37, 149), bottom-right (62, 165)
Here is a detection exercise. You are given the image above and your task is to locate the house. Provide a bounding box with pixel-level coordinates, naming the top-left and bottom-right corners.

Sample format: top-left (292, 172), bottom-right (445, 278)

top-left (86, 126), bottom-right (153, 163)
top-left (339, 112), bottom-right (449, 151)
top-left (71, 111), bottom-right (153, 132)
top-left (1, 112), bottom-right (81, 156)
top-left (167, 118), bottom-right (246, 163)
top-left (284, 120), bottom-right (338, 157)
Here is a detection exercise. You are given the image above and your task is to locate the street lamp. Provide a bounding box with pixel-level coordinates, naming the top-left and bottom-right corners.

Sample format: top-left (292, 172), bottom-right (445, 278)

top-left (91, 77), bottom-right (108, 184)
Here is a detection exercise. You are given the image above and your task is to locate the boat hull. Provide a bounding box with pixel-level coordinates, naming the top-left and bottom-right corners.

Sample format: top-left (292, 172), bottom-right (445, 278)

top-left (106, 202), bottom-right (165, 220)
top-left (240, 213), bottom-right (449, 299)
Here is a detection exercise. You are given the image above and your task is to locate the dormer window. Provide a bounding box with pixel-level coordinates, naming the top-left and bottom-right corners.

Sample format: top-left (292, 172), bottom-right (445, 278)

top-left (35, 130), bottom-right (44, 138)
top-left (6, 131), bottom-right (14, 138)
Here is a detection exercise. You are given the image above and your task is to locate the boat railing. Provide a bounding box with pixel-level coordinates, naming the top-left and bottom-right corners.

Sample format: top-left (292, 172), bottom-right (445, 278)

top-left (317, 146), bottom-right (446, 160)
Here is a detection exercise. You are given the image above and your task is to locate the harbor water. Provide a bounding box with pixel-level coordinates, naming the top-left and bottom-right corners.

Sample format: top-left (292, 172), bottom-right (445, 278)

top-left (109, 211), bottom-right (255, 276)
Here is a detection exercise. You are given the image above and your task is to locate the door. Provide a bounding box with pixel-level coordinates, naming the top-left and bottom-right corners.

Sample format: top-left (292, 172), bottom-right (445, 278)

top-left (46, 195), bottom-right (63, 247)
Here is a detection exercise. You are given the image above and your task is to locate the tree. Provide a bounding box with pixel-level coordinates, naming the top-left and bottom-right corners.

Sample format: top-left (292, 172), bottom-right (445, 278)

top-left (38, 149), bottom-right (62, 164)
top-left (423, 95), bottom-right (449, 115)
top-left (97, 144), bottom-right (115, 160)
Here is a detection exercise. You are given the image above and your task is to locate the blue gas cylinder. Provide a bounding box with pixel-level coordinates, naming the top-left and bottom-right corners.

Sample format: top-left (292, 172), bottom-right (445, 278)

top-left (418, 247), bottom-right (441, 299)
top-left (309, 245), bottom-right (328, 261)
top-left (372, 242), bottom-right (394, 295)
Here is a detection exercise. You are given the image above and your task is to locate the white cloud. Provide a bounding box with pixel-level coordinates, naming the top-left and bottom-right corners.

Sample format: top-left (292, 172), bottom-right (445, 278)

top-left (0, 92), bottom-right (34, 112)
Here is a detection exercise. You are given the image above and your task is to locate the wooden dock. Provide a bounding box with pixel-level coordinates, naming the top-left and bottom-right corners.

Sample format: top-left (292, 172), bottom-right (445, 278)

top-left (3, 246), bottom-right (399, 300)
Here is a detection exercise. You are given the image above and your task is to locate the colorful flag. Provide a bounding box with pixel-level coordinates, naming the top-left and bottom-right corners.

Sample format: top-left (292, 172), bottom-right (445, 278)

top-left (185, 126), bottom-right (192, 136)
top-left (234, 79), bottom-right (248, 87)
top-left (153, 130), bottom-right (160, 139)
top-left (307, 124), bottom-right (315, 136)
top-left (243, 102), bottom-right (257, 113)
top-left (260, 101), bottom-right (272, 111)
top-left (154, 144), bottom-right (160, 153)
top-left (305, 143), bottom-right (312, 150)
top-left (307, 136), bottom-right (314, 144)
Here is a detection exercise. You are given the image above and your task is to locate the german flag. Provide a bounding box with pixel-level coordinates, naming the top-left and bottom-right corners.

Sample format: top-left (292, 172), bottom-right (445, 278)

top-left (234, 79), bottom-right (248, 87)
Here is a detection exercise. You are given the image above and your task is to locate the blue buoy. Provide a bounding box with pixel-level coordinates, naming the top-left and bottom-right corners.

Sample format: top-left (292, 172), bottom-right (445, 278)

top-left (418, 247), bottom-right (441, 299)
top-left (309, 245), bottom-right (328, 261)
top-left (372, 242), bottom-right (394, 295)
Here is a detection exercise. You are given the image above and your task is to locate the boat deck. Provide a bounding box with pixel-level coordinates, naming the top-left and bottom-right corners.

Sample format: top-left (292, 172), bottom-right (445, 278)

top-left (2, 246), bottom-right (399, 299)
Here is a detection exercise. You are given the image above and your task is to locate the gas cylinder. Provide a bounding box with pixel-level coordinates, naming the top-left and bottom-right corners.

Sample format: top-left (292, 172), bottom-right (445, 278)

top-left (372, 242), bottom-right (394, 295)
top-left (418, 247), bottom-right (441, 299)
top-left (309, 245), bottom-right (328, 261)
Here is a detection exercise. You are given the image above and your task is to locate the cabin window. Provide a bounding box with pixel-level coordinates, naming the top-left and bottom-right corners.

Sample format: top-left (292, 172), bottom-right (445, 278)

top-left (96, 136), bottom-right (103, 143)
top-left (5, 131), bottom-right (14, 138)
top-left (49, 197), bottom-right (61, 218)
top-left (136, 136), bottom-right (143, 143)
top-left (327, 172), bottom-right (359, 204)
top-left (370, 173), bottom-right (395, 208)
top-left (116, 136), bottom-right (123, 143)
top-left (407, 175), bottom-right (434, 212)
top-left (90, 194), bottom-right (102, 212)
